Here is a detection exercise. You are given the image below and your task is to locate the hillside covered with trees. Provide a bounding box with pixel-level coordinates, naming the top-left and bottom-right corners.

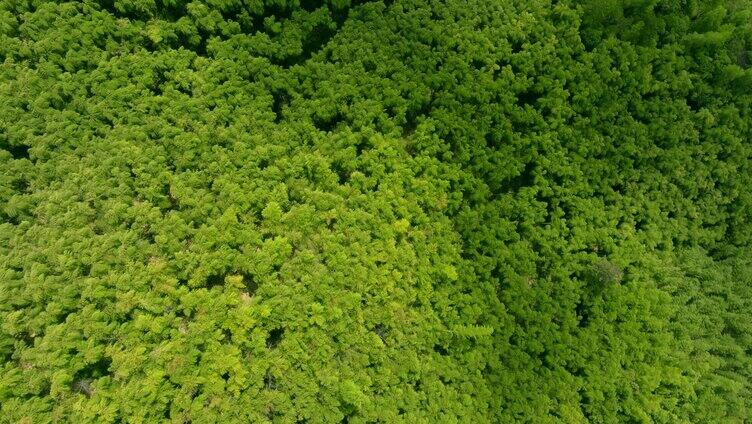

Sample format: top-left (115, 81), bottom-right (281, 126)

top-left (1, 0), bottom-right (751, 422)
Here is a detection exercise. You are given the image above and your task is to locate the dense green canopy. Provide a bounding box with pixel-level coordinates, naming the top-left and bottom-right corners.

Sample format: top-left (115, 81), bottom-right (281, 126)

top-left (1, 0), bottom-right (751, 422)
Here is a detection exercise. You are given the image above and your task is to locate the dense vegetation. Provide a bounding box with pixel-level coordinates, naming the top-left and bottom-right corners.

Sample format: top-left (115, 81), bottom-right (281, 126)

top-left (1, 0), bottom-right (751, 422)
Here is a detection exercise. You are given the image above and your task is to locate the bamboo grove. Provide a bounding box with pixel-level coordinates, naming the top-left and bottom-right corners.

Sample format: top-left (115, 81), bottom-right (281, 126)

top-left (1, 0), bottom-right (751, 422)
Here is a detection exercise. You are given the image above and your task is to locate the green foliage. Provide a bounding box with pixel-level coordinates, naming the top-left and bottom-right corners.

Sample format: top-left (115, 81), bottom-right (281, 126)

top-left (0, 0), bottom-right (750, 422)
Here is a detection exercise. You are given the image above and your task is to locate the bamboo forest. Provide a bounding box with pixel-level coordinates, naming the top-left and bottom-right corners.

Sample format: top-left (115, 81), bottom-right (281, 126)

top-left (1, 0), bottom-right (751, 422)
